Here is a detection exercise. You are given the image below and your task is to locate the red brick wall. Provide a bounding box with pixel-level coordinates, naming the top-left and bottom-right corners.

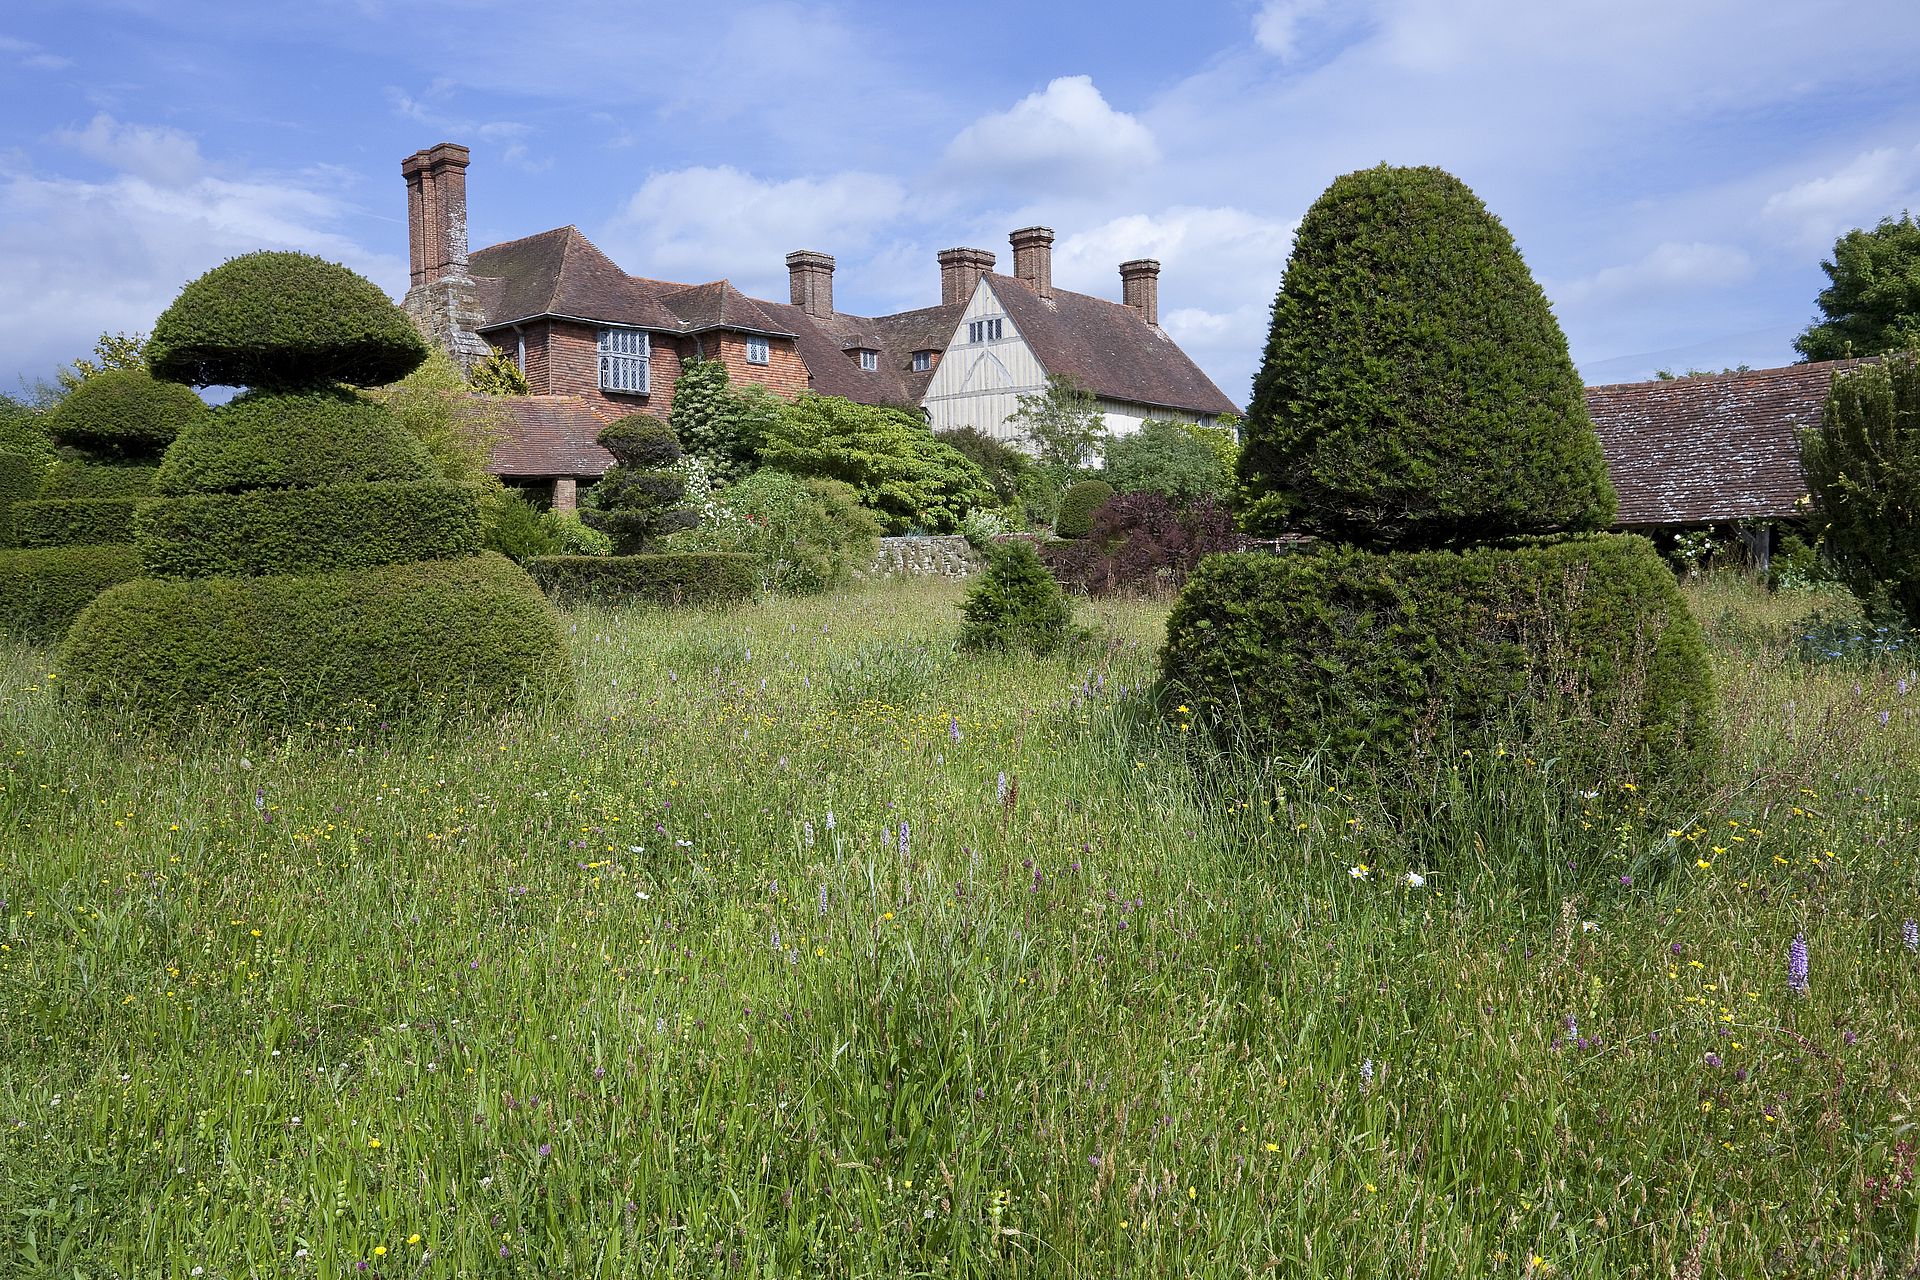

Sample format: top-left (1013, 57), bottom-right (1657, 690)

top-left (519, 321), bottom-right (686, 419)
top-left (706, 333), bottom-right (810, 400)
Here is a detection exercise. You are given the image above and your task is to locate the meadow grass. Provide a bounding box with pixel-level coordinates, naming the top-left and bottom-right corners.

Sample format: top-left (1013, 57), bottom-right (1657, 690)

top-left (1, 575), bottom-right (1917, 1278)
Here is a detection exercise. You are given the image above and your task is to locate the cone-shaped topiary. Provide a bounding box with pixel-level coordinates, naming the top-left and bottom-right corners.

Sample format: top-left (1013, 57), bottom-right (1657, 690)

top-left (958, 540), bottom-right (1079, 656)
top-left (147, 251), bottom-right (429, 389)
top-left (62, 252), bottom-right (567, 725)
top-left (1237, 165), bottom-right (1615, 547)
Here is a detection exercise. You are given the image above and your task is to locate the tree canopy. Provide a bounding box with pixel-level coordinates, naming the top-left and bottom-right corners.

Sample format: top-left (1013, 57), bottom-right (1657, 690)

top-left (1794, 213), bottom-right (1920, 362)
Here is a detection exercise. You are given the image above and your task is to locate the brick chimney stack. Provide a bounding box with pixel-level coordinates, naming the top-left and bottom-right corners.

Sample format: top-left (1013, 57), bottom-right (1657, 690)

top-left (786, 250), bottom-right (835, 318)
top-left (1010, 226), bottom-right (1054, 300)
top-left (1120, 259), bottom-right (1160, 327)
top-left (938, 247), bottom-right (996, 307)
top-left (403, 142), bottom-right (472, 288)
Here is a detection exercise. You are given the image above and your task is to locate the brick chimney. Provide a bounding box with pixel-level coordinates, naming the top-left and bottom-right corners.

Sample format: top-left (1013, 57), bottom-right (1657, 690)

top-left (1010, 226), bottom-right (1054, 300)
top-left (401, 142), bottom-right (489, 369)
top-left (1120, 259), bottom-right (1160, 327)
top-left (786, 250), bottom-right (835, 318)
top-left (938, 247), bottom-right (996, 307)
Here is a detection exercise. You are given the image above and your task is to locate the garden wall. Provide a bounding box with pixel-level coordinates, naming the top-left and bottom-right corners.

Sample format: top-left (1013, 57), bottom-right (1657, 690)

top-left (864, 535), bottom-right (981, 579)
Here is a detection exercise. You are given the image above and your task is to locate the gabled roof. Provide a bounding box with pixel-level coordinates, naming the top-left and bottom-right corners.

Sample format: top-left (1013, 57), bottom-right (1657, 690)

top-left (489, 394), bottom-right (615, 478)
top-left (985, 276), bottom-right (1240, 417)
top-left (757, 300), bottom-right (913, 405)
top-left (661, 280), bottom-right (792, 337)
top-left (1584, 360), bottom-right (1857, 526)
top-left (470, 226), bottom-right (685, 332)
top-left (872, 303), bottom-right (966, 403)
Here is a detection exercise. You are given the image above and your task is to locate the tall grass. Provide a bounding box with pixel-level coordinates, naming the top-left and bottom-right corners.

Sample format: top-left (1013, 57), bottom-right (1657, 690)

top-left (1, 577), bottom-right (1916, 1277)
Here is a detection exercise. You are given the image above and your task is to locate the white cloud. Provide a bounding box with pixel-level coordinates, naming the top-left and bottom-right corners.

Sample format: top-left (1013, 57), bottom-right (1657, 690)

top-left (1761, 145), bottom-right (1920, 248)
top-left (0, 35), bottom-right (73, 72)
top-left (386, 87), bottom-right (540, 169)
top-left (602, 166), bottom-right (908, 298)
top-left (942, 77), bottom-right (1158, 196)
top-left (54, 114), bottom-right (204, 188)
top-left (1555, 242), bottom-right (1755, 305)
top-left (1252, 0), bottom-right (1331, 60)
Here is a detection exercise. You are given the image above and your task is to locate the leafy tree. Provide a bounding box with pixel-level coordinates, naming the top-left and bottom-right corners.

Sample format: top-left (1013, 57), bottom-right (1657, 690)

top-left (1008, 374), bottom-right (1108, 472)
top-left (368, 347), bottom-right (506, 486)
top-left (1237, 164), bottom-right (1614, 546)
top-left (667, 469), bottom-right (878, 594)
top-left (1102, 419), bottom-right (1229, 506)
top-left (936, 426), bottom-right (1031, 507)
top-left (1794, 213), bottom-right (1920, 362)
top-left (1177, 414), bottom-right (1240, 483)
top-left (56, 331), bottom-right (149, 393)
top-left (759, 393), bottom-right (992, 533)
top-left (670, 359), bottom-right (761, 485)
top-left (468, 349), bottom-right (529, 395)
top-left (1800, 351), bottom-right (1920, 624)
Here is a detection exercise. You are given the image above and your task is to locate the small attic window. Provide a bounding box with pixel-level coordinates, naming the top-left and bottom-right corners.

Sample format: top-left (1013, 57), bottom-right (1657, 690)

top-left (745, 336), bottom-right (770, 365)
top-left (912, 350), bottom-right (933, 372)
top-left (854, 349), bottom-right (878, 372)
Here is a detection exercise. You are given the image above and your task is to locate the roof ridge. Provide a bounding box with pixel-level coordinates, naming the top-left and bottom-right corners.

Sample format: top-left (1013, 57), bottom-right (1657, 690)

top-left (1586, 358), bottom-right (1861, 393)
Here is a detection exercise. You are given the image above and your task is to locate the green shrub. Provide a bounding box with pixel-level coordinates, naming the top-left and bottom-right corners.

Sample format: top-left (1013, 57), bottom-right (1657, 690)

top-left (669, 360), bottom-right (765, 485)
top-left (0, 543), bottom-right (143, 642)
top-left (936, 426), bottom-right (1031, 507)
top-left (0, 398), bottom-right (50, 455)
top-left (1, 448), bottom-right (51, 547)
top-left (43, 369), bottom-right (207, 458)
top-left (597, 415), bottom-right (683, 469)
top-left (666, 470), bottom-right (878, 594)
top-left (958, 539), bottom-right (1079, 656)
top-left (527, 553), bottom-right (760, 607)
top-left (148, 251), bottom-right (429, 389)
top-left (550, 512), bottom-right (612, 557)
top-left (1102, 421), bottom-right (1228, 507)
top-left (482, 489), bottom-right (562, 562)
top-left (467, 348), bottom-right (530, 396)
top-left (1161, 535), bottom-right (1716, 789)
top-left (136, 482), bottom-right (481, 578)
top-left (154, 387), bottom-right (440, 494)
top-left (1238, 165), bottom-right (1615, 546)
top-left (759, 393), bottom-right (993, 533)
top-left (38, 461), bottom-right (157, 499)
top-left (60, 553), bottom-right (567, 725)
top-left (11, 497), bottom-right (148, 549)
top-left (370, 347), bottom-right (507, 485)
top-left (1055, 480), bottom-right (1115, 539)
top-left (1801, 352), bottom-right (1920, 626)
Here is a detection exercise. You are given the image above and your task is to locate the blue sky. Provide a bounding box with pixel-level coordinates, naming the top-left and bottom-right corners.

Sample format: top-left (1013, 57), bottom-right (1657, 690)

top-left (4, 0), bottom-right (1919, 404)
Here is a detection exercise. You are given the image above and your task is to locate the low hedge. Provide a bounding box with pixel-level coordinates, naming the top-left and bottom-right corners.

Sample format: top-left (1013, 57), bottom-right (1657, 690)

top-left (0, 543), bottom-right (143, 642)
top-left (154, 387), bottom-right (439, 494)
top-left (59, 553), bottom-right (567, 726)
top-left (527, 554), bottom-right (759, 607)
top-left (11, 497), bottom-right (148, 549)
top-left (44, 369), bottom-right (207, 456)
top-left (38, 461), bottom-right (158, 499)
top-left (136, 481), bottom-right (481, 578)
top-left (1160, 534), bottom-right (1716, 789)
top-left (1, 448), bottom-right (50, 546)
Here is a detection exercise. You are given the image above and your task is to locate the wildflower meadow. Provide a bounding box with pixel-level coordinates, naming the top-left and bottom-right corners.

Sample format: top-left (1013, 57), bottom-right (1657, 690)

top-left (2, 575), bottom-right (1917, 1277)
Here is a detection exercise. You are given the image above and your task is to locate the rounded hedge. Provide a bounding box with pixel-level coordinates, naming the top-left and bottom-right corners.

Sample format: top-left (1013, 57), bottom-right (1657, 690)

top-left (148, 252), bottom-right (430, 389)
top-left (0, 543), bottom-right (143, 642)
top-left (1055, 480), bottom-right (1115, 539)
top-left (1160, 535), bottom-right (1716, 791)
top-left (45, 370), bottom-right (208, 457)
top-left (136, 481), bottom-right (482, 578)
top-left (38, 461), bottom-right (158, 500)
top-left (597, 415), bottom-right (682, 469)
top-left (60, 553), bottom-right (568, 726)
top-left (1238, 165), bottom-right (1616, 547)
top-left (10, 497), bottom-right (148, 549)
top-left (526, 554), bottom-right (759, 607)
top-left (154, 387), bottom-right (440, 494)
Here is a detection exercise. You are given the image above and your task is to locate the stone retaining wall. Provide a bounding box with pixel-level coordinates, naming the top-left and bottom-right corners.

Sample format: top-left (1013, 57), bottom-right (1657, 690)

top-left (863, 535), bottom-right (982, 579)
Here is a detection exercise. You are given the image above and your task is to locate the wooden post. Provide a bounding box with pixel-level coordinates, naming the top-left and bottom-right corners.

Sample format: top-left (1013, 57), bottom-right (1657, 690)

top-left (553, 477), bottom-right (577, 514)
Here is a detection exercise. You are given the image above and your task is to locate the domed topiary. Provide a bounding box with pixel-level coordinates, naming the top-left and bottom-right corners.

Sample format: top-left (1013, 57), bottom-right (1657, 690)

top-left (147, 252), bottom-right (429, 389)
top-left (1055, 480), bottom-right (1114, 539)
top-left (1238, 165), bottom-right (1615, 547)
top-left (597, 415), bottom-right (682, 469)
top-left (45, 369), bottom-right (208, 458)
top-left (62, 252), bottom-right (567, 725)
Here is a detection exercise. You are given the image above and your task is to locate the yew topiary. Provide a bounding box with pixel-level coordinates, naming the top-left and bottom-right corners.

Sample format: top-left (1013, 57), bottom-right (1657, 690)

top-left (1054, 480), bottom-right (1114, 539)
top-left (44, 369), bottom-right (208, 458)
top-left (958, 540), bottom-right (1079, 656)
top-left (1238, 165), bottom-right (1615, 547)
top-left (153, 386), bottom-right (437, 494)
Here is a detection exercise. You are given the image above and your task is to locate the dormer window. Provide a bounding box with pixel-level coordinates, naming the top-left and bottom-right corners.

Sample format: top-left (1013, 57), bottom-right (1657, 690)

top-left (966, 318), bottom-right (1004, 344)
top-left (597, 327), bottom-right (650, 394)
top-left (854, 349), bottom-right (878, 372)
top-left (745, 336), bottom-right (770, 365)
top-left (912, 350), bottom-right (933, 372)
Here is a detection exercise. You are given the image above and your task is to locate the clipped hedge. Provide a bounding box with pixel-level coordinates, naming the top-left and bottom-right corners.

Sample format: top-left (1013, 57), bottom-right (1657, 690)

top-left (1161, 535), bottom-right (1716, 789)
top-left (1055, 480), bottom-right (1115, 539)
top-left (60, 553), bottom-right (567, 725)
top-left (0, 543), bottom-right (143, 642)
top-left (597, 415), bottom-right (682, 468)
top-left (148, 251), bottom-right (430, 389)
top-left (136, 482), bottom-right (481, 578)
top-left (38, 461), bottom-right (158, 499)
top-left (44, 369), bottom-right (208, 456)
top-left (1, 448), bottom-right (49, 547)
top-left (11, 497), bottom-right (148, 549)
top-left (527, 554), bottom-right (759, 607)
top-left (154, 387), bottom-right (439, 494)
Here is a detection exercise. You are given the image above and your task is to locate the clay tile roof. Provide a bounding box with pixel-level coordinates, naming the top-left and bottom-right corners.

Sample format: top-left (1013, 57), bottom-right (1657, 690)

top-left (985, 276), bottom-right (1239, 417)
top-left (757, 300), bottom-right (913, 405)
top-left (661, 280), bottom-right (793, 337)
top-left (1584, 360), bottom-right (1859, 526)
top-left (489, 394), bottom-right (615, 478)
top-left (872, 303), bottom-right (966, 403)
top-left (470, 226), bottom-right (683, 332)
